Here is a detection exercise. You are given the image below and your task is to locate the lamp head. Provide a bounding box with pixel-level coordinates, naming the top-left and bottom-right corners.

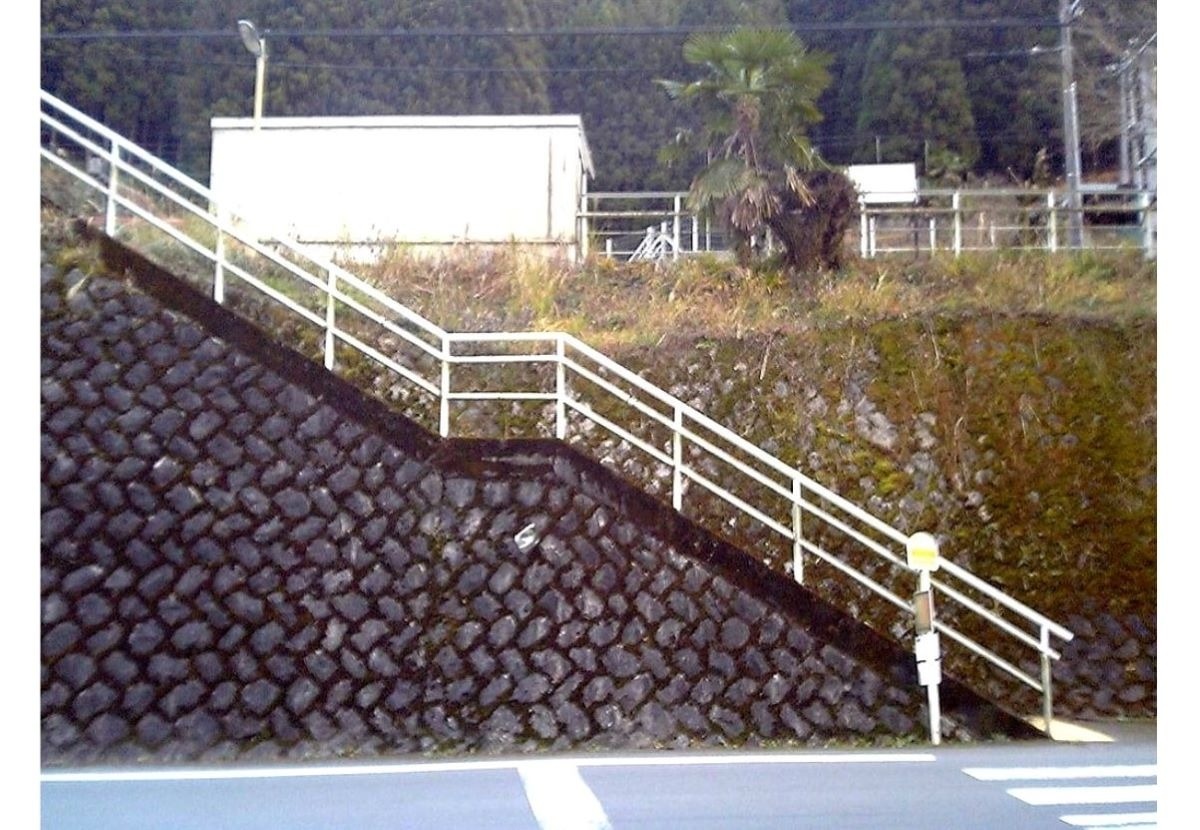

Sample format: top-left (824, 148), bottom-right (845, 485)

top-left (237, 19), bottom-right (264, 57)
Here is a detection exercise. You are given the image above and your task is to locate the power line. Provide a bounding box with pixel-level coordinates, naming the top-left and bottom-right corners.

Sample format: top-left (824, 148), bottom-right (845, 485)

top-left (68, 53), bottom-right (651, 75)
top-left (40, 18), bottom-right (1065, 43)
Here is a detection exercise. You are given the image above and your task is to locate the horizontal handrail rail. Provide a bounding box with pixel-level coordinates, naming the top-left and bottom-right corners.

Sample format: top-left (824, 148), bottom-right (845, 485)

top-left (681, 464), bottom-right (794, 540)
top-left (43, 94), bottom-right (450, 347)
top-left (333, 328), bottom-right (443, 398)
top-left (42, 89), bottom-right (1076, 735)
top-left (798, 537), bottom-right (911, 612)
top-left (934, 580), bottom-right (1061, 660)
top-left (563, 397), bottom-right (675, 468)
top-left (937, 559), bottom-right (1074, 642)
top-left (936, 622), bottom-right (1042, 691)
top-left (42, 91), bottom-right (215, 199)
top-left (329, 285), bottom-right (445, 363)
top-left (589, 186), bottom-right (1156, 201)
top-left (436, 329), bottom-right (1069, 659)
top-left (585, 185), bottom-right (1157, 262)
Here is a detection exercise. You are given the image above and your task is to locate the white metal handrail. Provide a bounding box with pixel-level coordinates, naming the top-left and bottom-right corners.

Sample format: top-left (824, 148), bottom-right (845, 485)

top-left (42, 89), bottom-right (1074, 734)
top-left (585, 186), bottom-right (1157, 260)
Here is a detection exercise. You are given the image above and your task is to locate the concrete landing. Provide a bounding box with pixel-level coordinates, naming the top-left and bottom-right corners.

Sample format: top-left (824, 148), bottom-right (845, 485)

top-left (1025, 717), bottom-right (1157, 743)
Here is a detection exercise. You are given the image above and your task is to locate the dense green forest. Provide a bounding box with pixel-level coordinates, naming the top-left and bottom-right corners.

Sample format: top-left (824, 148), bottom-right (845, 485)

top-left (41, 0), bottom-right (1155, 190)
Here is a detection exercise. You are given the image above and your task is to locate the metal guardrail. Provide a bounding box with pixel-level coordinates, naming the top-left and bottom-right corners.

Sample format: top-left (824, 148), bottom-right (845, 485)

top-left (41, 89), bottom-right (1074, 737)
top-left (584, 186), bottom-right (1157, 262)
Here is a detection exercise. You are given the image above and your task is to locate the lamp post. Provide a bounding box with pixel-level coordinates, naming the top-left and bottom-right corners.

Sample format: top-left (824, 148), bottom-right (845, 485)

top-left (237, 19), bottom-right (267, 130)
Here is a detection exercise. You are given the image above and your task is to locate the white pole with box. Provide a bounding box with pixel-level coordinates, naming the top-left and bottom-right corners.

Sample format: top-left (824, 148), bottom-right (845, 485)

top-left (907, 531), bottom-right (943, 746)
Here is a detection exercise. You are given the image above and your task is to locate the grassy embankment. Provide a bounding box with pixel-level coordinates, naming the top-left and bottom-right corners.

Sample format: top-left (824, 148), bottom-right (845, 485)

top-left (345, 245), bottom-right (1157, 623)
top-left (44, 203), bottom-right (1157, 624)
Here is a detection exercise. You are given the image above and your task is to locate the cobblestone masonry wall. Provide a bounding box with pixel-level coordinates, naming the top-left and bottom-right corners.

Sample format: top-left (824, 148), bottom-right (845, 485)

top-left (40, 248), bottom-right (1041, 766)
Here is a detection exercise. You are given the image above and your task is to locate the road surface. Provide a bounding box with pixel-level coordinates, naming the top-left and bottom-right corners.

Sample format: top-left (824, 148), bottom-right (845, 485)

top-left (42, 725), bottom-right (1158, 829)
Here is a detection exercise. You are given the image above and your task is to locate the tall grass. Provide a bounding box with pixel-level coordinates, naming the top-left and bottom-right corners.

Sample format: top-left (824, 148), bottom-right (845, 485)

top-left (350, 247), bottom-right (1156, 349)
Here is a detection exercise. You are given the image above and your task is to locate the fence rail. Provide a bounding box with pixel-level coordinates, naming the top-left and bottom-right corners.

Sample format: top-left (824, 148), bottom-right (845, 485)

top-left (584, 185), bottom-right (1157, 262)
top-left (42, 89), bottom-right (1074, 739)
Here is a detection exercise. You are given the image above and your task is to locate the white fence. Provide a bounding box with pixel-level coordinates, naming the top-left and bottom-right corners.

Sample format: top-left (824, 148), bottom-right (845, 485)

top-left (42, 89), bottom-right (1075, 739)
top-left (583, 186), bottom-right (1157, 262)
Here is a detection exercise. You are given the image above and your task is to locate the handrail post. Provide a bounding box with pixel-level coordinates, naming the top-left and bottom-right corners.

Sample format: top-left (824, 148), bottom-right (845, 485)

top-left (1048, 192), bottom-right (1058, 253)
top-left (859, 204), bottom-right (868, 258)
top-left (439, 335), bottom-right (451, 437)
top-left (792, 474), bottom-right (804, 584)
top-left (672, 195), bottom-right (682, 261)
top-left (324, 267), bottom-right (337, 371)
top-left (579, 190), bottom-right (589, 260)
top-left (1040, 624), bottom-right (1054, 736)
top-left (672, 405), bottom-right (683, 511)
top-left (953, 191), bottom-right (962, 257)
top-left (105, 136), bottom-right (120, 236)
top-left (213, 203), bottom-right (226, 305)
top-left (1140, 191), bottom-right (1156, 260)
top-left (555, 335), bottom-right (567, 440)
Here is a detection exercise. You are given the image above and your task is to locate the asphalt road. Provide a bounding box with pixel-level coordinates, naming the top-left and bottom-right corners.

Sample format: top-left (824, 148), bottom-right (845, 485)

top-left (42, 724), bottom-right (1158, 830)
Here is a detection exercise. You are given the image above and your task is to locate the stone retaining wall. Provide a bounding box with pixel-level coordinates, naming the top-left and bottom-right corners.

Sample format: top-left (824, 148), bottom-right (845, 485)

top-left (40, 251), bottom-right (1039, 766)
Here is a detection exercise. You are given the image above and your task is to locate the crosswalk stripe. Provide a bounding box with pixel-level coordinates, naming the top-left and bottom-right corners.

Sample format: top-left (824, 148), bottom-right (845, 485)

top-left (963, 766), bottom-right (1156, 781)
top-left (517, 761), bottom-right (612, 830)
top-left (1007, 784), bottom-right (1158, 806)
top-left (1060, 812), bottom-right (1158, 827)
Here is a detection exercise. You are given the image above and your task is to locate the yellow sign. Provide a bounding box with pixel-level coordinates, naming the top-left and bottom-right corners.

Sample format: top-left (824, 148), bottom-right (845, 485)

top-left (906, 532), bottom-right (940, 571)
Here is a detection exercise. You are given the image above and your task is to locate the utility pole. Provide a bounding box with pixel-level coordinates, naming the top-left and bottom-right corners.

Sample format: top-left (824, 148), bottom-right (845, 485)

top-left (1118, 54), bottom-right (1132, 187)
top-left (1060, 0), bottom-right (1089, 245)
top-left (1136, 39), bottom-right (1157, 191)
top-left (1059, 0), bottom-right (1084, 248)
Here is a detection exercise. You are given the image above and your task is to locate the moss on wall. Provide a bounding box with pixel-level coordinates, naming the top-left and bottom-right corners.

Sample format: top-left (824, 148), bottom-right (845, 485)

top-left (609, 315), bottom-right (1156, 623)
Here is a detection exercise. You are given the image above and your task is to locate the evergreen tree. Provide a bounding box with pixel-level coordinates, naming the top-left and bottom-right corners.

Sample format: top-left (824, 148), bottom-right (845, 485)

top-left (42, 0), bottom-right (190, 164)
top-left (784, 0), bottom-right (886, 166)
top-left (40, 1), bottom-right (1156, 189)
top-left (954, 0), bottom-right (1059, 179)
top-left (852, 0), bottom-right (979, 172)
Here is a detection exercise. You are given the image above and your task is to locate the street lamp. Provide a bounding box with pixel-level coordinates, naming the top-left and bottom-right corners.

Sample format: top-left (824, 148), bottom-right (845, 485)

top-left (237, 19), bottom-right (267, 130)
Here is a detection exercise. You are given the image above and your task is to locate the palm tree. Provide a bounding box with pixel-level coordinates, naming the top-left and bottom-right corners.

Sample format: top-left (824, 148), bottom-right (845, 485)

top-left (660, 28), bottom-right (856, 271)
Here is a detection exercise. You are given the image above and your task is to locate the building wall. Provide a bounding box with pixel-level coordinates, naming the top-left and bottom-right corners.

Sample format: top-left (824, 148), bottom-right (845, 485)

top-left (210, 116), bottom-right (592, 261)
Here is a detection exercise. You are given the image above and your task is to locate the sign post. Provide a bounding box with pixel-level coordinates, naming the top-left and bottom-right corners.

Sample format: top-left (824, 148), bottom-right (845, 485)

top-left (907, 532), bottom-right (942, 745)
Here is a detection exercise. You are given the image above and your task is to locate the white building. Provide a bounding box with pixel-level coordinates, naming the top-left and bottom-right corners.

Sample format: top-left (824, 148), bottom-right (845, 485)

top-left (844, 163), bottom-right (918, 205)
top-left (209, 114), bottom-right (594, 262)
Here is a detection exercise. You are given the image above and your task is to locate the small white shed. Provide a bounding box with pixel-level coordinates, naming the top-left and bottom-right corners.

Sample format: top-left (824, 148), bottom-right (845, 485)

top-left (209, 114), bottom-right (595, 261)
top-left (844, 163), bottom-right (919, 205)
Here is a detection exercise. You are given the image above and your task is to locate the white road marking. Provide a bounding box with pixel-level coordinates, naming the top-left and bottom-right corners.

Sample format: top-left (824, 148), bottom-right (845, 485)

top-left (963, 765), bottom-right (1157, 781)
top-left (1060, 811), bottom-right (1158, 827)
top-left (41, 752), bottom-right (935, 784)
top-left (517, 761), bottom-right (612, 830)
top-left (963, 763), bottom-right (1158, 829)
top-left (570, 752), bottom-right (936, 768)
top-left (1007, 784), bottom-right (1158, 806)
